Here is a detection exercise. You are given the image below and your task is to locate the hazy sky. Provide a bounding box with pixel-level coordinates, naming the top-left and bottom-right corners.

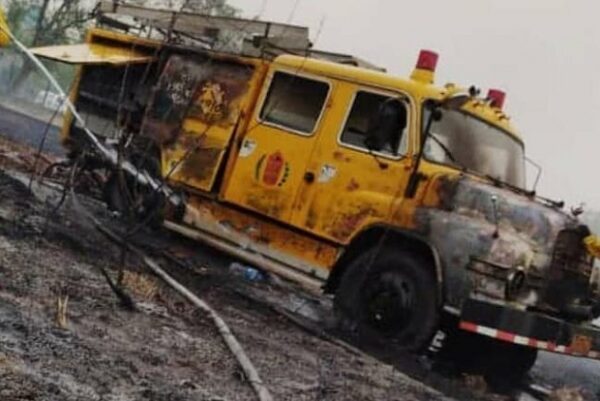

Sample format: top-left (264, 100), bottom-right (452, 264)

top-left (229, 0), bottom-right (600, 210)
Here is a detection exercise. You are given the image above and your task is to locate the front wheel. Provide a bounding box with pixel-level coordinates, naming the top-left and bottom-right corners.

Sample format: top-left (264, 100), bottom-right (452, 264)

top-left (334, 248), bottom-right (440, 352)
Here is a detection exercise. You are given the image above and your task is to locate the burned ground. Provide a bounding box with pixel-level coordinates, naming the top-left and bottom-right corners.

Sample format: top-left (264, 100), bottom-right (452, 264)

top-left (0, 165), bottom-right (456, 401)
top-left (0, 129), bottom-right (598, 401)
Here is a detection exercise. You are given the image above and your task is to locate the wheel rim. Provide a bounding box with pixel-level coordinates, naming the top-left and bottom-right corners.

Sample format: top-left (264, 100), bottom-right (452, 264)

top-left (363, 272), bottom-right (415, 336)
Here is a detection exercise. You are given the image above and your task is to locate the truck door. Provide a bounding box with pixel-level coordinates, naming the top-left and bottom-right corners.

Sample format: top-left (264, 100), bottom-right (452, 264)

top-left (222, 69), bottom-right (333, 222)
top-left (144, 54), bottom-right (259, 193)
top-left (291, 84), bottom-right (414, 242)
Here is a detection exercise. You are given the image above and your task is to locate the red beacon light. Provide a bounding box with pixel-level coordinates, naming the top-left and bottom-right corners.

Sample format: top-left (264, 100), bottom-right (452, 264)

top-left (416, 50), bottom-right (439, 71)
top-left (487, 89), bottom-right (506, 110)
top-left (411, 49), bottom-right (439, 84)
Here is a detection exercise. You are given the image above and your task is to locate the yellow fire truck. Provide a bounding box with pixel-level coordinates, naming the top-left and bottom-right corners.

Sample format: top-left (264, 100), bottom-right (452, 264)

top-left (30, 1), bottom-right (600, 379)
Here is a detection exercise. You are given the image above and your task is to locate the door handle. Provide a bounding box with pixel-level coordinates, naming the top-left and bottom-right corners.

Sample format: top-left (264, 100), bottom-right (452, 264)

top-left (304, 171), bottom-right (315, 183)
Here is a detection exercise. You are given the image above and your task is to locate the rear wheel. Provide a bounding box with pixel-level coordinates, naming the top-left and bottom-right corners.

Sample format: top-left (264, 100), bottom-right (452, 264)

top-left (334, 248), bottom-right (440, 352)
top-left (485, 340), bottom-right (538, 385)
top-left (440, 327), bottom-right (538, 384)
top-left (104, 154), bottom-right (164, 227)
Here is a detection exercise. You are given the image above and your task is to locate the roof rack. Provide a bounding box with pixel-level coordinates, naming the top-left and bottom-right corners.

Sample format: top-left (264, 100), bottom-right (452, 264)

top-left (96, 1), bottom-right (310, 51)
top-left (95, 1), bottom-right (384, 71)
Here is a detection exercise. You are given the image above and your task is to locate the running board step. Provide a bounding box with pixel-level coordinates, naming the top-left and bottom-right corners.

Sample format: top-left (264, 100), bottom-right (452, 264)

top-left (164, 220), bottom-right (324, 293)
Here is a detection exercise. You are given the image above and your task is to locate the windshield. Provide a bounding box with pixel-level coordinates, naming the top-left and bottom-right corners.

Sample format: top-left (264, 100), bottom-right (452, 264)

top-left (423, 107), bottom-right (526, 188)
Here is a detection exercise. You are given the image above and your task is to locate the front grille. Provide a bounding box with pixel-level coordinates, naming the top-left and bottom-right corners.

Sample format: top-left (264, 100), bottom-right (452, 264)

top-left (542, 225), bottom-right (593, 311)
top-left (551, 227), bottom-right (593, 276)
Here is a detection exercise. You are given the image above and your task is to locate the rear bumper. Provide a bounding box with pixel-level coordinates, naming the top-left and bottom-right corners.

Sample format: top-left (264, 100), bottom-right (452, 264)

top-left (459, 298), bottom-right (600, 359)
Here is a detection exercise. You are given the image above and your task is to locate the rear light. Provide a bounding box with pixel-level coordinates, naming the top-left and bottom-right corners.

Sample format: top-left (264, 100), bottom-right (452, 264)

top-left (487, 89), bottom-right (506, 109)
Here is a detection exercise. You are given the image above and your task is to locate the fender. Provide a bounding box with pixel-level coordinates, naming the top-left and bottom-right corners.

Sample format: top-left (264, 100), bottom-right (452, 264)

top-left (325, 224), bottom-right (445, 305)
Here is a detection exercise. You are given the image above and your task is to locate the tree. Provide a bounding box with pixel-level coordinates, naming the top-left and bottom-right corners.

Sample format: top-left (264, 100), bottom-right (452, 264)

top-left (133, 0), bottom-right (239, 16)
top-left (181, 0), bottom-right (238, 16)
top-left (7, 0), bottom-right (93, 91)
top-left (6, 0), bottom-right (91, 47)
top-left (6, 0), bottom-right (239, 91)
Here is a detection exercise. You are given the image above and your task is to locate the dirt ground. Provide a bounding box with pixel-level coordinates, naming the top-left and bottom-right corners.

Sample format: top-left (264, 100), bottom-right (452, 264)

top-left (0, 132), bottom-right (599, 401)
top-left (0, 161), bottom-right (459, 401)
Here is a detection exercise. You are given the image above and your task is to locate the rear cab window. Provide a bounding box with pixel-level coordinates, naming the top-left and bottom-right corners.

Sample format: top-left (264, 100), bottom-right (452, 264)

top-left (259, 71), bottom-right (330, 135)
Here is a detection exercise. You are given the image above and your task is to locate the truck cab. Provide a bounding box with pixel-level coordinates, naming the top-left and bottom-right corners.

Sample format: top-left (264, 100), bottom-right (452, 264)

top-left (32, 3), bottom-right (600, 381)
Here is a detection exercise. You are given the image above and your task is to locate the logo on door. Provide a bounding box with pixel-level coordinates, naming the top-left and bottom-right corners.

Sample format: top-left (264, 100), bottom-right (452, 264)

top-left (255, 151), bottom-right (290, 187)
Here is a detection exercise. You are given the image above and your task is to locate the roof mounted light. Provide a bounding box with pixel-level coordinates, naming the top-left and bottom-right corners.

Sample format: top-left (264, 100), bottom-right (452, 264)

top-left (487, 89), bottom-right (506, 110)
top-left (416, 50), bottom-right (438, 71)
top-left (411, 49), bottom-right (438, 84)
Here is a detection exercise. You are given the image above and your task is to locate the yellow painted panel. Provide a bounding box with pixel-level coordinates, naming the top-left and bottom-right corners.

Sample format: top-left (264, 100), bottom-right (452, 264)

top-left (31, 43), bottom-right (154, 65)
top-left (292, 82), bottom-right (415, 244)
top-left (0, 7), bottom-right (10, 47)
top-left (222, 68), bottom-right (332, 222)
top-left (223, 123), bottom-right (317, 221)
top-left (164, 120), bottom-right (233, 190)
top-left (157, 55), bottom-right (260, 192)
top-left (184, 195), bottom-right (339, 274)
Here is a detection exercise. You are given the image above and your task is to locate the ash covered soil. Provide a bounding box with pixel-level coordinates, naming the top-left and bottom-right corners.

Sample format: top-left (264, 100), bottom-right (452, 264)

top-left (0, 167), bottom-right (455, 401)
top-left (0, 129), bottom-right (599, 401)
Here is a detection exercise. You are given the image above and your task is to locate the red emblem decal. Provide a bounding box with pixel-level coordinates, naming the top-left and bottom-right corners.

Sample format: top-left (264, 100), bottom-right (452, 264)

top-left (262, 152), bottom-right (284, 186)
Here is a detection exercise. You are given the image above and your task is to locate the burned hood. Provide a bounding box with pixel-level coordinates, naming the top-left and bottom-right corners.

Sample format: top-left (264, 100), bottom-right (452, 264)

top-left (413, 174), bottom-right (589, 308)
top-left (427, 174), bottom-right (578, 246)
top-left (417, 174), bottom-right (598, 315)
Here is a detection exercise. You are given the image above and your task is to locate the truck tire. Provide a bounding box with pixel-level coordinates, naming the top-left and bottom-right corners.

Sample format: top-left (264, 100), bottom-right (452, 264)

top-left (104, 154), bottom-right (164, 228)
top-left (334, 248), bottom-right (439, 352)
top-left (440, 327), bottom-right (537, 384)
top-left (484, 341), bottom-right (538, 385)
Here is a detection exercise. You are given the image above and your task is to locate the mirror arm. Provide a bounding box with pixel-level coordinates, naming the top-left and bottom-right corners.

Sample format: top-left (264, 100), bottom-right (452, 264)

top-left (525, 156), bottom-right (542, 194)
top-left (404, 106), bottom-right (437, 198)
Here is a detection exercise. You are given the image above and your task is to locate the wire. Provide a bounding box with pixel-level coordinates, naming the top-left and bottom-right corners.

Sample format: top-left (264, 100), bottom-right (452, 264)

top-left (28, 97), bottom-right (66, 190)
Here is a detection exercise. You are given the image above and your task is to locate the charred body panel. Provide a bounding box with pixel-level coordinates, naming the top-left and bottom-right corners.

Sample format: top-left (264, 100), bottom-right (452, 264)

top-left (414, 174), bottom-right (598, 322)
top-left (67, 63), bottom-right (159, 146)
top-left (143, 54), bottom-right (261, 192)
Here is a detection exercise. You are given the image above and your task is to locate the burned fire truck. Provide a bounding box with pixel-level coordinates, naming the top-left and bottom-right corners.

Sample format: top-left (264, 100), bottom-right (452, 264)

top-left (30, 1), bottom-right (600, 379)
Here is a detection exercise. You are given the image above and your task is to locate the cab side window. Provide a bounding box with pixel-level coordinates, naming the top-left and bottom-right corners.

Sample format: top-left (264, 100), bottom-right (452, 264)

top-left (260, 71), bottom-right (330, 134)
top-left (340, 91), bottom-right (409, 156)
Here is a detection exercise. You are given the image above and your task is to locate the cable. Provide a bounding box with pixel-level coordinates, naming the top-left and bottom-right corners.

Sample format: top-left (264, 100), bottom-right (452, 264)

top-left (28, 97), bottom-right (65, 190)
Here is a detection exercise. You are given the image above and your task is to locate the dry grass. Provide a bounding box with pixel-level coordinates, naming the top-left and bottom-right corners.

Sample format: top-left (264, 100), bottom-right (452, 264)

top-left (121, 270), bottom-right (159, 300)
top-left (55, 295), bottom-right (69, 329)
top-left (0, 352), bottom-right (16, 373)
top-left (462, 375), bottom-right (488, 394)
top-left (549, 387), bottom-right (585, 401)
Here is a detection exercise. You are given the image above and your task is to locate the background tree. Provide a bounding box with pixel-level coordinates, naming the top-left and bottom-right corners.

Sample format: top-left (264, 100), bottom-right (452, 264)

top-left (181, 0), bottom-right (238, 16)
top-left (130, 0), bottom-right (238, 16)
top-left (6, 0), bottom-right (92, 91)
top-left (4, 0), bottom-right (91, 46)
top-left (3, 0), bottom-right (239, 93)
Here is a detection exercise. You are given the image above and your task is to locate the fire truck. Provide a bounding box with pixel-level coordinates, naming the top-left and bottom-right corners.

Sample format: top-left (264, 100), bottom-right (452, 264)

top-left (30, 1), bottom-right (600, 379)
